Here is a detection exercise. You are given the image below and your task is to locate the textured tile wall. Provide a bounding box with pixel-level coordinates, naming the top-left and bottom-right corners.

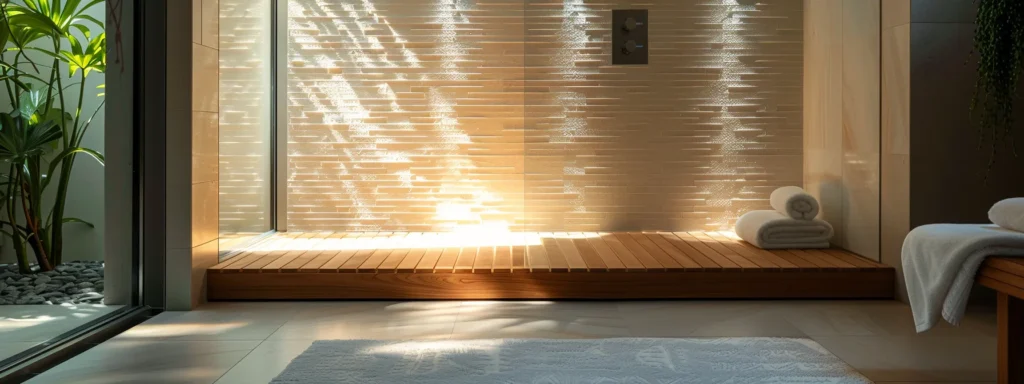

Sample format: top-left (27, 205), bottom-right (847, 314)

top-left (286, 0), bottom-right (803, 232)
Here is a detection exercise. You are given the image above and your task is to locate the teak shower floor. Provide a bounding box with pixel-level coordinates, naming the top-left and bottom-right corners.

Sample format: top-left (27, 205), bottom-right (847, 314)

top-left (207, 232), bottom-right (895, 300)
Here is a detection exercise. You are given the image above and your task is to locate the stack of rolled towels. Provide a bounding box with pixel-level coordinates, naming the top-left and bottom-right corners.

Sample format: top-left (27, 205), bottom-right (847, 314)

top-left (734, 186), bottom-right (835, 249)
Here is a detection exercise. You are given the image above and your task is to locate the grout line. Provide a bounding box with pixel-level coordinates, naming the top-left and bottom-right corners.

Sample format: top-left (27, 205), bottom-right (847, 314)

top-left (446, 301), bottom-right (463, 340)
top-left (211, 305), bottom-right (301, 383)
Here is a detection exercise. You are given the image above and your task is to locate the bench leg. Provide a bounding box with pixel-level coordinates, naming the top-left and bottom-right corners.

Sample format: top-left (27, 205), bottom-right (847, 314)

top-left (999, 292), bottom-right (1024, 384)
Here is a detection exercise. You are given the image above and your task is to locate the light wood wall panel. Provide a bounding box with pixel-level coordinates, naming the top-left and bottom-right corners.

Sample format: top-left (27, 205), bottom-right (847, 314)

top-left (286, 0), bottom-right (804, 232)
top-left (881, 0), bottom-right (909, 298)
top-left (803, 0), bottom-right (881, 261)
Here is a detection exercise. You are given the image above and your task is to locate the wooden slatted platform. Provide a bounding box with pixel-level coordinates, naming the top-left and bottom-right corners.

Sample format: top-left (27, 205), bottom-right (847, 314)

top-left (207, 232), bottom-right (895, 300)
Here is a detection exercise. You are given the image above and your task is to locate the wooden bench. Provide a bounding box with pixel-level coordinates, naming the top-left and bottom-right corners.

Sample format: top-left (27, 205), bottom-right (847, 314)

top-left (978, 257), bottom-right (1024, 384)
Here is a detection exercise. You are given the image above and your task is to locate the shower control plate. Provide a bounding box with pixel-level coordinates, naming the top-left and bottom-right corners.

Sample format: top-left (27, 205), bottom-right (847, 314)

top-left (612, 9), bottom-right (648, 65)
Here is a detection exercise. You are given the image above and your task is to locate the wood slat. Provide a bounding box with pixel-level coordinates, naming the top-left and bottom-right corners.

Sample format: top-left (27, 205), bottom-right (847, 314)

top-left (511, 245), bottom-right (528, 271)
top-left (211, 234), bottom-right (295, 272)
top-left (474, 245), bottom-right (495, 273)
top-left (706, 232), bottom-right (796, 270)
top-left (640, 233), bottom-right (700, 270)
top-left (791, 249), bottom-right (857, 269)
top-left (986, 258), bottom-right (1024, 280)
top-left (265, 232), bottom-right (333, 271)
top-left (243, 233), bottom-right (321, 272)
top-left (804, 249), bottom-right (858, 268)
top-left (454, 246), bottom-right (478, 273)
top-left (395, 233), bottom-right (427, 273)
top-left (585, 234), bottom-right (627, 271)
top-left (357, 233), bottom-right (406, 273)
top-left (572, 235), bottom-right (607, 272)
top-left (555, 233), bottom-right (588, 272)
top-left (980, 276), bottom-right (1024, 303)
top-left (599, 233), bottom-right (646, 271)
top-left (208, 231), bottom-right (898, 301)
top-left (982, 268), bottom-right (1024, 291)
top-left (377, 248), bottom-right (409, 273)
top-left (281, 233), bottom-right (348, 272)
top-left (541, 234), bottom-right (570, 272)
top-left (614, 233), bottom-right (664, 270)
top-left (337, 233), bottom-right (383, 273)
top-left (629, 232), bottom-right (685, 270)
top-left (782, 249), bottom-right (840, 269)
top-left (673, 232), bottom-right (741, 270)
top-left (317, 232), bottom-right (373, 272)
top-left (688, 232), bottom-right (766, 269)
top-left (338, 249), bottom-right (377, 273)
top-left (493, 245), bottom-right (512, 273)
top-left (657, 232), bottom-right (721, 269)
top-left (415, 247), bottom-right (444, 272)
top-left (376, 233), bottom-right (413, 272)
top-left (526, 242), bottom-right (551, 272)
top-left (433, 246), bottom-right (463, 273)
top-left (756, 245), bottom-right (820, 270)
top-left (820, 248), bottom-right (882, 269)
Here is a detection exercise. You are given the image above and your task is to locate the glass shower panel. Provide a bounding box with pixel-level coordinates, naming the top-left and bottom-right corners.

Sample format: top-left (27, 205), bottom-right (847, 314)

top-left (219, 0), bottom-right (275, 256)
top-left (524, 0), bottom-right (804, 232)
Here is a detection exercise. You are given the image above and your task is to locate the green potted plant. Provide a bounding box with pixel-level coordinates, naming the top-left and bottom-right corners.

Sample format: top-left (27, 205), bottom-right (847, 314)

top-left (0, 0), bottom-right (105, 273)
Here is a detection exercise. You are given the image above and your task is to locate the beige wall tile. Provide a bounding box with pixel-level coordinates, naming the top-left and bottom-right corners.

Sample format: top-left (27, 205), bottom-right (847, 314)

top-left (882, 0), bottom-right (910, 29)
top-left (881, 16), bottom-right (910, 298)
top-left (192, 0), bottom-right (201, 44)
top-left (804, 0), bottom-right (846, 245)
top-left (192, 181), bottom-right (219, 248)
top-left (805, 0), bottom-right (882, 260)
top-left (192, 43), bottom-right (218, 113)
top-left (202, 0), bottom-right (219, 49)
top-left (881, 154), bottom-right (910, 301)
top-left (841, 0), bottom-right (881, 260)
top-left (190, 239), bottom-right (219, 308)
top-left (192, 111), bottom-right (219, 184)
top-left (883, 24), bottom-right (910, 156)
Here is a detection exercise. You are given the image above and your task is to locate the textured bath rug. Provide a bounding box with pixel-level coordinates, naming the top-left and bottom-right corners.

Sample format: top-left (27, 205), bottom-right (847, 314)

top-left (270, 338), bottom-right (871, 384)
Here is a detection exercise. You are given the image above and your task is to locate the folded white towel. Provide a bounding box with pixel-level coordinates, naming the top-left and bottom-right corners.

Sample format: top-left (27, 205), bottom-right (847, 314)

top-left (734, 210), bottom-right (834, 249)
top-left (902, 224), bottom-right (1024, 332)
top-left (989, 197), bottom-right (1024, 233)
top-left (770, 186), bottom-right (819, 220)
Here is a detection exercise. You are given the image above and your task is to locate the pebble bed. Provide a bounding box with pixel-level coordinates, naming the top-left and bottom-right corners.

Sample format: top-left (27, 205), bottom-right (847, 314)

top-left (0, 261), bottom-right (104, 305)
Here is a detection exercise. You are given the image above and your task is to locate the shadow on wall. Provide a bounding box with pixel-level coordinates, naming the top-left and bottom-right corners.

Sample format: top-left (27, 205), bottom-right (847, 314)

top-left (284, 0), bottom-right (803, 233)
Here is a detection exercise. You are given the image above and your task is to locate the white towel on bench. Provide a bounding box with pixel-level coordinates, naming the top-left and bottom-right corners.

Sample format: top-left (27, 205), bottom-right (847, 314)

top-left (770, 186), bottom-right (820, 220)
top-left (903, 224), bottom-right (1024, 332)
top-left (734, 210), bottom-right (833, 249)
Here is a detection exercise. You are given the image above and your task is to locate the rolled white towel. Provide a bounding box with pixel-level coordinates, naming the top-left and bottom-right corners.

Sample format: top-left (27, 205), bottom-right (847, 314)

top-left (734, 210), bottom-right (834, 249)
top-left (989, 197), bottom-right (1024, 233)
top-left (770, 186), bottom-right (819, 220)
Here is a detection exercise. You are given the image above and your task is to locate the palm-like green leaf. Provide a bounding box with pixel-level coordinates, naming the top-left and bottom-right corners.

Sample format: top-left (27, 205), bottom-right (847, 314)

top-left (0, 113), bottom-right (61, 164)
top-left (17, 88), bottom-right (46, 119)
top-left (12, 0), bottom-right (103, 37)
top-left (61, 32), bottom-right (104, 77)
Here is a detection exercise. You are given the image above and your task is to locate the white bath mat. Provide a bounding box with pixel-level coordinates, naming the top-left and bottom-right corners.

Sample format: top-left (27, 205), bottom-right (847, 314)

top-left (271, 338), bottom-right (871, 383)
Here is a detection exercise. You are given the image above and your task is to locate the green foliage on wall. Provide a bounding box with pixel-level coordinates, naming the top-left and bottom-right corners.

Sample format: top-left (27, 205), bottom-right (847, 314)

top-left (971, 0), bottom-right (1024, 171)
